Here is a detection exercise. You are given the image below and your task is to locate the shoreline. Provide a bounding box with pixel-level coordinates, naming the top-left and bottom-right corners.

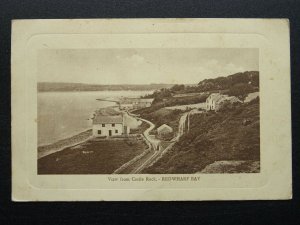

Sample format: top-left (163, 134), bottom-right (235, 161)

top-left (38, 129), bottom-right (92, 159)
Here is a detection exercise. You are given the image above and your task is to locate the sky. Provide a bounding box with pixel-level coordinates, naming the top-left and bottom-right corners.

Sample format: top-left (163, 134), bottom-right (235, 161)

top-left (38, 48), bottom-right (259, 85)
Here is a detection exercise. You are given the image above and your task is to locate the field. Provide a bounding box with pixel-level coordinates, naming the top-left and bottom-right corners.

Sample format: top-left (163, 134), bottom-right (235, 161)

top-left (38, 137), bottom-right (147, 174)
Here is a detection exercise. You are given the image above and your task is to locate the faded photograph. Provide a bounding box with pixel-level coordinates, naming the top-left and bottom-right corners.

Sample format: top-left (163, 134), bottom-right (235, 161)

top-left (37, 48), bottom-right (260, 174)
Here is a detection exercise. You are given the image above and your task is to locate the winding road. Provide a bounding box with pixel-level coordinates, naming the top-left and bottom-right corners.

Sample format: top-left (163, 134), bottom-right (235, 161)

top-left (113, 112), bottom-right (161, 174)
top-left (115, 110), bottom-right (192, 174)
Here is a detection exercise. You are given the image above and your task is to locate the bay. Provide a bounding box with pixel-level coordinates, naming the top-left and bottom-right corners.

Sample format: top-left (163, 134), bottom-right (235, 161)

top-left (38, 90), bottom-right (153, 146)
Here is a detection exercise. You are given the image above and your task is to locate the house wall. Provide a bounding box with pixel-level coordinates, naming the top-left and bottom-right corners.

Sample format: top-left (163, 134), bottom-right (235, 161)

top-left (123, 125), bottom-right (130, 135)
top-left (93, 123), bottom-right (123, 137)
top-left (157, 128), bottom-right (174, 140)
top-left (206, 97), bottom-right (216, 110)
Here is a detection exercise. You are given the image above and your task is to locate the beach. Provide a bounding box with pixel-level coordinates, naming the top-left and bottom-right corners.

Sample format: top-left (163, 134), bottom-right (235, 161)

top-left (38, 129), bottom-right (92, 159)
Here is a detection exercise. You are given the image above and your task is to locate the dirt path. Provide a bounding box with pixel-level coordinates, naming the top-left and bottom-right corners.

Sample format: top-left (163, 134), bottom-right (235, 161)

top-left (112, 111), bottom-right (161, 174)
top-left (114, 110), bottom-right (193, 174)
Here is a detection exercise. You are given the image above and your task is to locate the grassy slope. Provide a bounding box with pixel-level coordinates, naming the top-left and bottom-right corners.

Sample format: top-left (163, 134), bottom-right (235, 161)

top-left (143, 100), bottom-right (260, 174)
top-left (38, 138), bottom-right (147, 174)
top-left (134, 107), bottom-right (183, 133)
top-left (130, 121), bottom-right (150, 134)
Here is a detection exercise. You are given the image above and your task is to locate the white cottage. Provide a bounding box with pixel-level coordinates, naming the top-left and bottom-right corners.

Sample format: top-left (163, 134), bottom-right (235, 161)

top-left (206, 93), bottom-right (242, 111)
top-left (92, 113), bottom-right (130, 137)
top-left (206, 93), bottom-right (224, 111)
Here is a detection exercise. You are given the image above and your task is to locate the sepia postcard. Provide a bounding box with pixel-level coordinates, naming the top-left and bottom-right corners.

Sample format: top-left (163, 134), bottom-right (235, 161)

top-left (11, 19), bottom-right (292, 201)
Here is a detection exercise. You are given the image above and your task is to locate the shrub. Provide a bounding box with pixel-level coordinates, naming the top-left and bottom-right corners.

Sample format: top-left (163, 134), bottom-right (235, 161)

top-left (227, 83), bottom-right (255, 100)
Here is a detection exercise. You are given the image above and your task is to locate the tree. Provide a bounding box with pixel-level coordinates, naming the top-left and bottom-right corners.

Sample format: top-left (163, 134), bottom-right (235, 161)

top-left (170, 84), bottom-right (185, 92)
top-left (227, 83), bottom-right (254, 100)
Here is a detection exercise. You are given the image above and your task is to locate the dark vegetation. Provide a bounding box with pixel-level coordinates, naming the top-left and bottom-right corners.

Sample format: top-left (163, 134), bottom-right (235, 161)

top-left (226, 83), bottom-right (258, 100)
top-left (197, 71), bottom-right (259, 92)
top-left (135, 71), bottom-right (259, 138)
top-left (143, 71), bottom-right (259, 102)
top-left (38, 137), bottom-right (147, 174)
top-left (143, 98), bottom-right (260, 174)
top-left (137, 93), bottom-right (208, 114)
top-left (130, 121), bottom-right (150, 134)
top-left (134, 108), bottom-right (183, 133)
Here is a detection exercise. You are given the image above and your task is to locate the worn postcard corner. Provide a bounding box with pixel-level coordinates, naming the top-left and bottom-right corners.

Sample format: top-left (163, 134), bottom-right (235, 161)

top-left (11, 18), bottom-right (292, 201)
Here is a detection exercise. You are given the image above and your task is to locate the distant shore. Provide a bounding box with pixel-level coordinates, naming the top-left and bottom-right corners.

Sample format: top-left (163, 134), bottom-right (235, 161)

top-left (37, 82), bottom-right (175, 92)
top-left (38, 129), bottom-right (92, 159)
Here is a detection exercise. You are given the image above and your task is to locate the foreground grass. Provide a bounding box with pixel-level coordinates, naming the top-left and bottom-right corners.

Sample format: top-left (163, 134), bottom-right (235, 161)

top-left (38, 137), bottom-right (147, 174)
top-left (200, 160), bottom-right (259, 173)
top-left (143, 99), bottom-right (260, 174)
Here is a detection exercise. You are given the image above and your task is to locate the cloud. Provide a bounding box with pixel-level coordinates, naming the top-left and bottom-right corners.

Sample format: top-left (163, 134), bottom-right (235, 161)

top-left (193, 60), bottom-right (245, 78)
top-left (116, 54), bottom-right (145, 66)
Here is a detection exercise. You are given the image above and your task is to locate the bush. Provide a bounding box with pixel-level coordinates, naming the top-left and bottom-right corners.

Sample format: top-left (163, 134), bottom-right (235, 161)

top-left (170, 84), bottom-right (185, 92)
top-left (226, 83), bottom-right (255, 100)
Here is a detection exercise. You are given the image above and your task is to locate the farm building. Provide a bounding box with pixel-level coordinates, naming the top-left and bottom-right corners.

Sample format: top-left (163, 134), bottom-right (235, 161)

top-left (92, 108), bottom-right (130, 137)
top-left (206, 93), bottom-right (242, 111)
top-left (157, 124), bottom-right (173, 139)
top-left (119, 98), bottom-right (154, 110)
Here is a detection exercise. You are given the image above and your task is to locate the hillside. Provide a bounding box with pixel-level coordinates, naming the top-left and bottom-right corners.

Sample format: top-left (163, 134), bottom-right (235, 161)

top-left (197, 71), bottom-right (259, 91)
top-left (143, 98), bottom-right (260, 174)
top-left (135, 108), bottom-right (183, 134)
top-left (38, 82), bottom-right (175, 92)
top-left (134, 71), bottom-right (259, 132)
top-left (143, 71), bottom-right (259, 102)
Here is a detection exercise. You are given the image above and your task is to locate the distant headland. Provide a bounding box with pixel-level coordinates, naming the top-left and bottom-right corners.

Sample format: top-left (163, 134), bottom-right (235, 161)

top-left (37, 82), bottom-right (179, 92)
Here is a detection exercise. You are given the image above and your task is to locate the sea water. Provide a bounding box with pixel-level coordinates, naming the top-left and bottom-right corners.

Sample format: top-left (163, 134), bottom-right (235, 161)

top-left (38, 90), bottom-right (153, 146)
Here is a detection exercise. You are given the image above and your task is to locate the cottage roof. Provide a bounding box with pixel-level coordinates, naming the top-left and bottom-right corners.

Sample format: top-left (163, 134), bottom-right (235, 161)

top-left (92, 107), bottom-right (123, 124)
top-left (92, 115), bottom-right (123, 124)
top-left (223, 96), bottom-right (242, 103)
top-left (157, 124), bottom-right (173, 133)
top-left (207, 93), bottom-right (242, 104)
top-left (208, 93), bottom-right (227, 103)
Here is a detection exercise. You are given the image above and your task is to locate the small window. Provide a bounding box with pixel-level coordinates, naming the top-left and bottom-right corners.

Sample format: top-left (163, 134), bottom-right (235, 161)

top-left (102, 124), bottom-right (105, 127)
top-left (115, 130), bottom-right (118, 134)
top-left (112, 123), bottom-right (115, 127)
top-left (98, 130), bottom-right (101, 134)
